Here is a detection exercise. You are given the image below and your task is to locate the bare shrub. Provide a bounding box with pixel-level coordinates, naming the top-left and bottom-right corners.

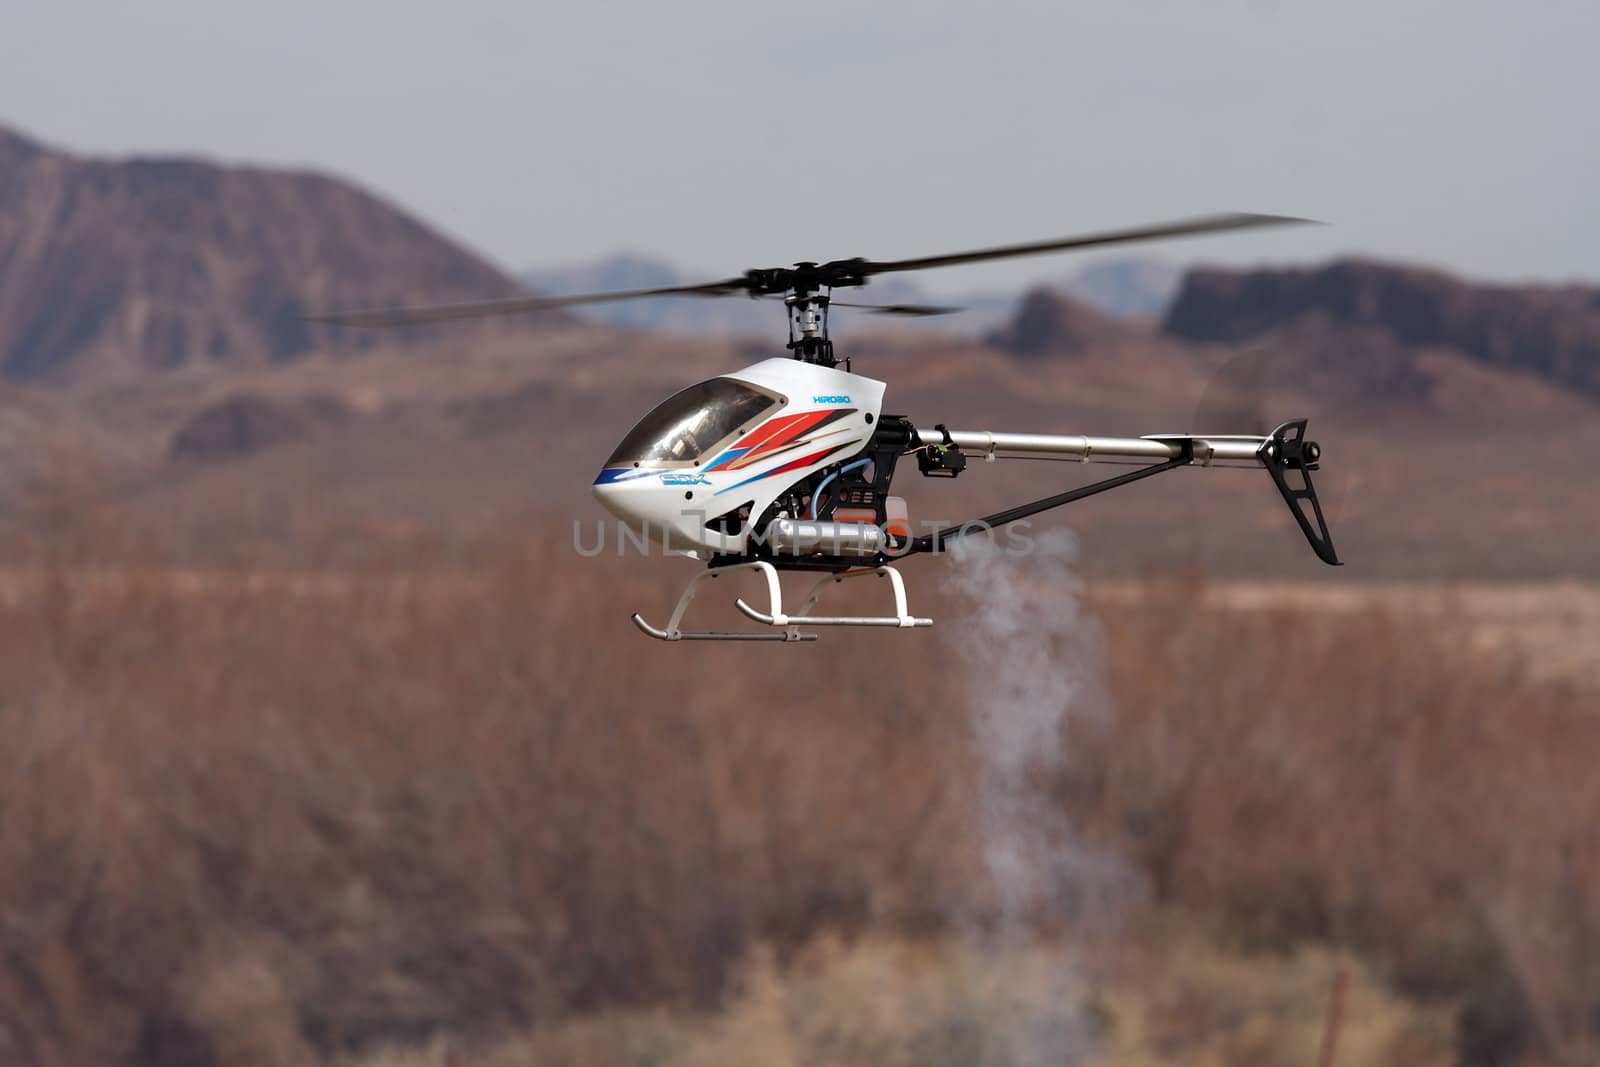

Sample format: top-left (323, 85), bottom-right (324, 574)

top-left (0, 497), bottom-right (1595, 1066)
top-left (1076, 573), bottom-right (1600, 1066)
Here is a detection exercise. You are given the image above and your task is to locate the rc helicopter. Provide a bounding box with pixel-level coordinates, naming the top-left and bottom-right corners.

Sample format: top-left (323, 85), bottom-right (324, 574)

top-left (316, 213), bottom-right (1340, 641)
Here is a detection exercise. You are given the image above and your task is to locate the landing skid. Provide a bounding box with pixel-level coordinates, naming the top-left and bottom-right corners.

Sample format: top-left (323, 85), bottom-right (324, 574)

top-left (735, 565), bottom-right (933, 629)
top-left (631, 561), bottom-right (932, 642)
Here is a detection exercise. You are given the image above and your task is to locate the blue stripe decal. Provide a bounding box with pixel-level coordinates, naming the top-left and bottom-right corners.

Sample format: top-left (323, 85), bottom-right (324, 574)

top-left (713, 466), bottom-right (783, 495)
top-left (592, 467), bottom-right (656, 485)
top-left (702, 446), bottom-right (750, 471)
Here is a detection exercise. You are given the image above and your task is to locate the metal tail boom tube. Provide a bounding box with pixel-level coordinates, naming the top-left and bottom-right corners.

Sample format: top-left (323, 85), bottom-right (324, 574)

top-left (916, 428), bottom-right (1269, 466)
top-left (906, 419), bottom-right (1342, 565)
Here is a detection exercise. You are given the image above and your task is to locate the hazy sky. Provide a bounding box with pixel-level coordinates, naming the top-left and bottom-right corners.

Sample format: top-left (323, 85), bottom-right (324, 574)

top-left (2, 0), bottom-right (1596, 294)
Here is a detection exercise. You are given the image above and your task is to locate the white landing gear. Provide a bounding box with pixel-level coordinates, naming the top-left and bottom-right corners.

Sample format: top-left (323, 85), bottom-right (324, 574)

top-left (630, 561), bottom-right (933, 642)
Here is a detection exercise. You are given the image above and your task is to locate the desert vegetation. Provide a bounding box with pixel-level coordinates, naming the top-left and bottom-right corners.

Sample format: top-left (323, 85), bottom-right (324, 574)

top-left (0, 499), bottom-right (1594, 1067)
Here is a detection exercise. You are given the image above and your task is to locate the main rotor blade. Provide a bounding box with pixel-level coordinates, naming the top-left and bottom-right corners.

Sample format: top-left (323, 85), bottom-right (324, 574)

top-left (830, 301), bottom-right (963, 317)
top-left (309, 277), bottom-right (751, 327)
top-left (309, 212), bottom-right (1317, 328)
top-left (855, 212), bottom-right (1316, 278)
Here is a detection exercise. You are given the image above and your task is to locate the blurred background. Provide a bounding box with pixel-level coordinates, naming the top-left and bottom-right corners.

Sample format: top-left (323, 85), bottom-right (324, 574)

top-left (1, 3), bottom-right (1598, 1065)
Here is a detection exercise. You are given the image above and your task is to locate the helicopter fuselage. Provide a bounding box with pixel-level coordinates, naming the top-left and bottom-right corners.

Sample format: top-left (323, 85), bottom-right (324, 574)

top-left (592, 358), bottom-right (885, 556)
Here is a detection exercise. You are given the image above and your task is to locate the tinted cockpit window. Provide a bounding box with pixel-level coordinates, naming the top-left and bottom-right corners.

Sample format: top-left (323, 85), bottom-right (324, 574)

top-left (605, 378), bottom-right (782, 467)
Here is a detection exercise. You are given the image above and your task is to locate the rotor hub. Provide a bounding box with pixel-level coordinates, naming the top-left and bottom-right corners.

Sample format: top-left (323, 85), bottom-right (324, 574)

top-left (784, 289), bottom-right (839, 367)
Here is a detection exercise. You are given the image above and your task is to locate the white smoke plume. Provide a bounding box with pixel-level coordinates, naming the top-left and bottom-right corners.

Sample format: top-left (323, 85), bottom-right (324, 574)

top-left (944, 527), bottom-right (1141, 1066)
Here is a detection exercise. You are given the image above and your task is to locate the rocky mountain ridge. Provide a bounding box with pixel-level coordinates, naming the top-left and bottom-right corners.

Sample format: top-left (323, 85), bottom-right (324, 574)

top-left (1162, 257), bottom-right (1600, 399)
top-left (0, 124), bottom-right (544, 383)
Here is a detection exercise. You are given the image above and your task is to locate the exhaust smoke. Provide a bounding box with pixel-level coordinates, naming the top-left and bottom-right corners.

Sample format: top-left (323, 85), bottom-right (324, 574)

top-left (945, 528), bottom-right (1141, 1065)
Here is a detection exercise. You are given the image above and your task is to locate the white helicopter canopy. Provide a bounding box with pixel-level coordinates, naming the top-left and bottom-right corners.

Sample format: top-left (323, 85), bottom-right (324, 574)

top-left (605, 376), bottom-right (784, 468)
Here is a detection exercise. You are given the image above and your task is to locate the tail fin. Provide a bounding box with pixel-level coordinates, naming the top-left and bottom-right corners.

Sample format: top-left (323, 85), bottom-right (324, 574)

top-left (1260, 419), bottom-right (1341, 566)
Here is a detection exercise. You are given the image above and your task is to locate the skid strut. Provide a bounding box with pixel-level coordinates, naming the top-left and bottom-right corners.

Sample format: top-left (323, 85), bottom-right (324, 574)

top-left (632, 561), bottom-right (817, 641)
top-left (631, 561), bottom-right (932, 642)
top-left (736, 565), bottom-right (932, 632)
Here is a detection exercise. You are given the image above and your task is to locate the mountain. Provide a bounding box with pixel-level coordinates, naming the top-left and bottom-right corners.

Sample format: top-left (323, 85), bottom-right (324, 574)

top-left (0, 124), bottom-right (543, 383)
top-left (521, 254), bottom-right (1179, 339)
top-left (522, 253), bottom-right (776, 336)
top-left (169, 391), bottom-right (354, 462)
top-left (72, 301), bottom-right (1600, 581)
top-left (1164, 258), bottom-right (1600, 399)
top-left (983, 287), bottom-right (1143, 357)
top-left (984, 256), bottom-right (1600, 418)
top-left (3, 118), bottom-right (1597, 579)
top-left (1055, 258), bottom-right (1179, 318)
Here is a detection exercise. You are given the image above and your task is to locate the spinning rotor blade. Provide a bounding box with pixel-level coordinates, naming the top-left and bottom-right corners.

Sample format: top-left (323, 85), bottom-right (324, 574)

top-left (309, 277), bottom-right (751, 327)
top-left (829, 301), bottom-right (963, 317)
top-left (850, 212), bottom-right (1316, 278)
top-left (311, 212), bottom-right (1316, 328)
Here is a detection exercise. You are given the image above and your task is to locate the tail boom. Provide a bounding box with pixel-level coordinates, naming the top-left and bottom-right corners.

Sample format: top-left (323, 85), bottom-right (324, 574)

top-left (909, 420), bottom-right (1341, 565)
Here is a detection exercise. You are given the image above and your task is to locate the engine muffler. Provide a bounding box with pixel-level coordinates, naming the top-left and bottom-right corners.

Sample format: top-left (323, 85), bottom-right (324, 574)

top-left (767, 517), bottom-right (887, 557)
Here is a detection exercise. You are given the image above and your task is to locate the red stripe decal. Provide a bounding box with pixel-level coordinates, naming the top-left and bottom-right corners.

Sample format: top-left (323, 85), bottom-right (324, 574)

top-left (766, 443), bottom-right (850, 478)
top-left (729, 412), bottom-right (812, 452)
top-left (723, 410), bottom-right (834, 470)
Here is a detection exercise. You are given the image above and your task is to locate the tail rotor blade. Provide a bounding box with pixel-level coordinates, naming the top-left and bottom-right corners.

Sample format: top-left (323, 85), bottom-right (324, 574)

top-left (1191, 344), bottom-right (1349, 562)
